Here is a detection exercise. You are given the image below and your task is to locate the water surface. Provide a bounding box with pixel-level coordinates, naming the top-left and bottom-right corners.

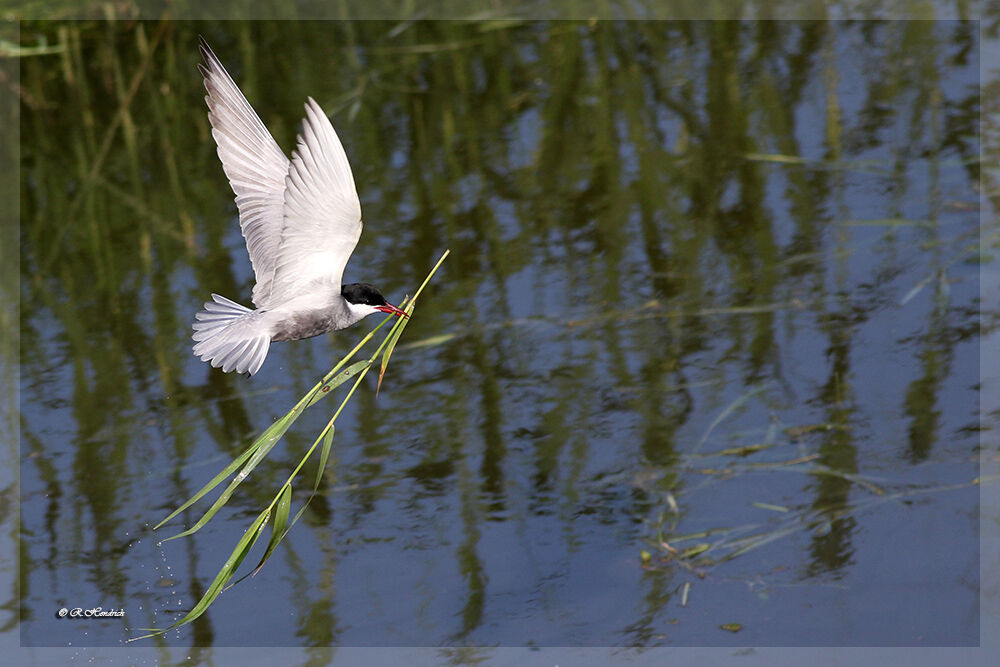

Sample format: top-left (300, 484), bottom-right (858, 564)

top-left (18, 19), bottom-right (985, 648)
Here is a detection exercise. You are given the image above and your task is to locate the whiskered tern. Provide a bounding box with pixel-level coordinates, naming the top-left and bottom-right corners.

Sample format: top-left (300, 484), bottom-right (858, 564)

top-left (192, 37), bottom-right (406, 375)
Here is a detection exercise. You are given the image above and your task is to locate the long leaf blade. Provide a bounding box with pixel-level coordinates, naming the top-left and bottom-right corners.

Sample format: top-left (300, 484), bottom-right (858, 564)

top-left (306, 361), bottom-right (371, 408)
top-left (154, 440), bottom-right (260, 529)
top-left (156, 408), bottom-right (300, 532)
top-left (377, 308), bottom-right (411, 394)
top-left (251, 484), bottom-right (293, 575)
top-left (315, 425), bottom-right (335, 491)
top-left (161, 413), bottom-right (297, 541)
top-left (131, 508), bottom-right (270, 640)
top-left (375, 248), bottom-right (448, 393)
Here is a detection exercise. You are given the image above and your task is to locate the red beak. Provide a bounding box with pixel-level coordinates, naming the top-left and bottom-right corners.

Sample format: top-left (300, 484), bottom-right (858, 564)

top-left (376, 303), bottom-right (409, 319)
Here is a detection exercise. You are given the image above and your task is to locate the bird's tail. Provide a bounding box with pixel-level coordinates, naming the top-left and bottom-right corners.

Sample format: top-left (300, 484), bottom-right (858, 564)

top-left (192, 294), bottom-right (271, 375)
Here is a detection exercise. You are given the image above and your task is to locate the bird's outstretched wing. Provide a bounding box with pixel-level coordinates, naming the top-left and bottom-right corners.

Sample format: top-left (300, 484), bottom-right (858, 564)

top-left (263, 97), bottom-right (363, 309)
top-left (199, 36), bottom-right (290, 308)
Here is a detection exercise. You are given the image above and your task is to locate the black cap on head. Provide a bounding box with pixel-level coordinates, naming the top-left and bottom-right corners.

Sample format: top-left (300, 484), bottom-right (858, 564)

top-left (342, 282), bottom-right (388, 306)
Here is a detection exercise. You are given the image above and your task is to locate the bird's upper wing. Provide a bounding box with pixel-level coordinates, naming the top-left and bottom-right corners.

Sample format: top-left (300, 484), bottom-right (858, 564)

top-left (262, 97), bottom-right (363, 309)
top-left (199, 37), bottom-right (290, 308)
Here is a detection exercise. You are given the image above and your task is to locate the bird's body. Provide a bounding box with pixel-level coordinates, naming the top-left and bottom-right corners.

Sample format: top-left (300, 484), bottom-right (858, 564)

top-left (191, 37), bottom-right (405, 375)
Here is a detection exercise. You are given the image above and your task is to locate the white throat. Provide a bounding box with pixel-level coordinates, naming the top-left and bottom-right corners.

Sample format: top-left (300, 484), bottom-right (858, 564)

top-left (345, 301), bottom-right (382, 323)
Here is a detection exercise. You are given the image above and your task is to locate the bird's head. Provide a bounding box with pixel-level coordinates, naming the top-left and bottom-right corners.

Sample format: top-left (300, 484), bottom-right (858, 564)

top-left (342, 282), bottom-right (408, 320)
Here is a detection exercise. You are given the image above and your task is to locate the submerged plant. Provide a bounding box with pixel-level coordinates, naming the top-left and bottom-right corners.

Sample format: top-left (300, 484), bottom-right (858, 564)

top-left (639, 383), bottom-right (984, 587)
top-left (132, 250), bottom-right (449, 640)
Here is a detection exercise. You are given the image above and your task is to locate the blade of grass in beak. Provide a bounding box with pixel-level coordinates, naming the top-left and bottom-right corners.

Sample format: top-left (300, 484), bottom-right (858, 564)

top-left (275, 364), bottom-right (375, 537)
top-left (242, 421), bottom-right (335, 583)
top-left (375, 249), bottom-right (449, 394)
top-left (157, 361), bottom-right (373, 535)
top-left (411, 249), bottom-right (450, 304)
top-left (140, 249), bottom-right (453, 638)
top-left (376, 304), bottom-right (412, 395)
top-left (156, 412), bottom-right (293, 531)
top-left (242, 423), bottom-right (337, 582)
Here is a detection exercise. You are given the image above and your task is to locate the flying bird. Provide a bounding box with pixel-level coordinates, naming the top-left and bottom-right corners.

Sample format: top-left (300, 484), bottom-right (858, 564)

top-left (192, 37), bottom-right (406, 376)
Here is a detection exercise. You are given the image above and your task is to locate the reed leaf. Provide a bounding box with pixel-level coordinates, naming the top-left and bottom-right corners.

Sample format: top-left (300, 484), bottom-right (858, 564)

top-left (153, 437), bottom-right (261, 530)
top-left (714, 525), bottom-right (802, 564)
top-left (131, 508), bottom-right (270, 640)
top-left (305, 360), bottom-right (371, 408)
top-left (158, 341), bottom-right (377, 535)
top-left (251, 483), bottom-right (293, 575)
top-left (315, 425), bottom-right (335, 490)
top-left (377, 249), bottom-right (449, 393)
top-left (692, 384), bottom-right (770, 456)
top-left (376, 305), bottom-right (411, 395)
top-left (158, 413), bottom-right (295, 541)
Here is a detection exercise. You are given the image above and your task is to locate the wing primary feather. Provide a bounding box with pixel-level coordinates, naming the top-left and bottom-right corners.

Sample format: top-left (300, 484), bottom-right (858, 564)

top-left (199, 37), bottom-right (290, 308)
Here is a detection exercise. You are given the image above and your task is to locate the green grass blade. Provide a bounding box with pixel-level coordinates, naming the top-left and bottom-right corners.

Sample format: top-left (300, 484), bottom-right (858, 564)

top-left (156, 408), bottom-right (301, 532)
top-left (315, 425), bottom-right (335, 490)
top-left (154, 439), bottom-right (260, 529)
top-left (305, 360), bottom-right (371, 408)
top-left (161, 416), bottom-right (295, 541)
top-left (693, 384), bottom-right (770, 454)
top-left (396, 332), bottom-right (457, 350)
top-left (374, 248), bottom-right (449, 394)
top-left (743, 152), bottom-right (809, 164)
top-left (130, 508), bottom-right (270, 640)
top-left (377, 308), bottom-right (411, 395)
top-left (715, 525), bottom-right (800, 563)
top-left (251, 483), bottom-right (292, 575)
top-left (284, 497), bottom-right (316, 536)
top-left (267, 424), bottom-right (336, 543)
top-left (411, 249), bottom-right (450, 301)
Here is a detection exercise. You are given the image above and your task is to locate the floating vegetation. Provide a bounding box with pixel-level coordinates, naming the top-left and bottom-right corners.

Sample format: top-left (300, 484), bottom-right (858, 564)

top-left (131, 250), bottom-right (449, 640)
top-left (641, 386), bottom-right (984, 596)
